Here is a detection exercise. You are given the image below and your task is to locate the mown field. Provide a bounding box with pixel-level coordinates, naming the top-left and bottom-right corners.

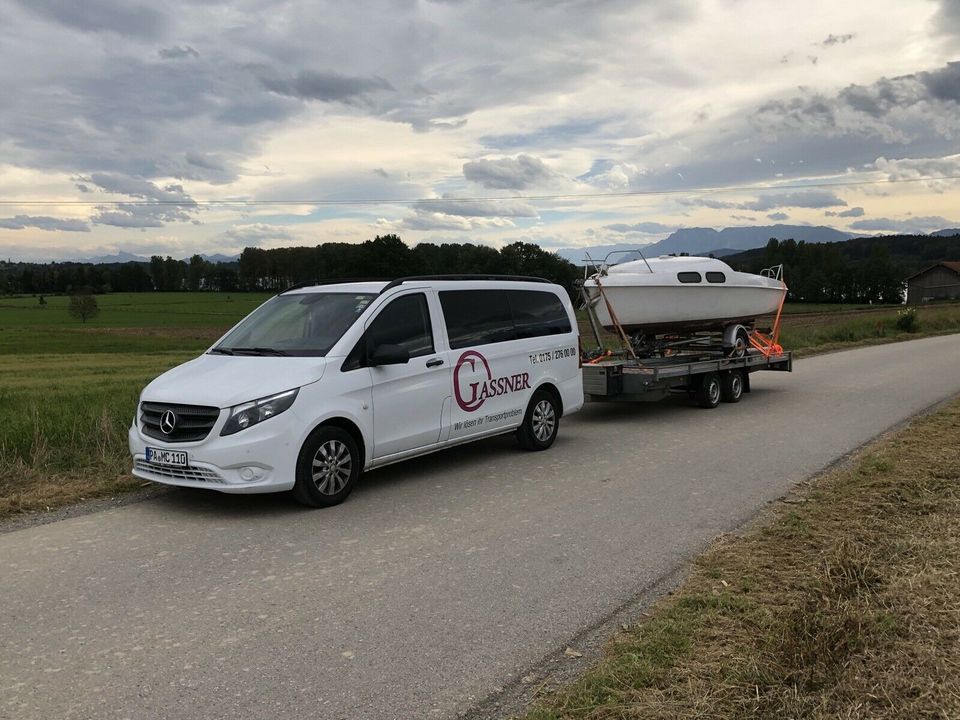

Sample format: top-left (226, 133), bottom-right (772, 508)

top-left (0, 293), bottom-right (271, 515)
top-left (2, 293), bottom-right (960, 518)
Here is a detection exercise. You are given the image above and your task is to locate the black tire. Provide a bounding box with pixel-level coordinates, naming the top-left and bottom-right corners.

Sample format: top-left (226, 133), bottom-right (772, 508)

top-left (725, 327), bottom-right (750, 358)
top-left (292, 425), bottom-right (361, 508)
top-left (696, 372), bottom-right (722, 409)
top-left (721, 370), bottom-right (744, 403)
top-left (517, 389), bottom-right (561, 451)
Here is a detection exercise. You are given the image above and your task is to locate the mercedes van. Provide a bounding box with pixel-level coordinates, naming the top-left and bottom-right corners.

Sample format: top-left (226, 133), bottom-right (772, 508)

top-left (129, 276), bottom-right (584, 507)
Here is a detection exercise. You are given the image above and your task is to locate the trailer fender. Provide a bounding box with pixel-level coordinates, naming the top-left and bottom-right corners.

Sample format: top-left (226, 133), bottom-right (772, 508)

top-left (721, 323), bottom-right (747, 348)
top-left (722, 324), bottom-right (750, 358)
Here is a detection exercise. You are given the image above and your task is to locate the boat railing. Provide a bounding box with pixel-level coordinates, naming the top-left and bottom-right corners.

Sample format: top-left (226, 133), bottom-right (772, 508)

top-left (760, 264), bottom-right (784, 281)
top-left (583, 248), bottom-right (654, 275)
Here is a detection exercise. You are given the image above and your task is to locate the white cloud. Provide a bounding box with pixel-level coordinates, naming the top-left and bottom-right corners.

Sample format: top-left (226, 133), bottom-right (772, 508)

top-left (0, 215), bottom-right (90, 232)
top-left (462, 154), bottom-right (561, 190)
top-left (412, 196), bottom-right (538, 218)
top-left (850, 216), bottom-right (956, 233)
top-left (218, 223), bottom-right (295, 246)
top-left (0, 0), bottom-right (956, 257)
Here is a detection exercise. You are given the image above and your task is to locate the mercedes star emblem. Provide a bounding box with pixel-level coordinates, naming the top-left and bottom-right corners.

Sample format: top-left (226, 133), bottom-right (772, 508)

top-left (159, 410), bottom-right (177, 435)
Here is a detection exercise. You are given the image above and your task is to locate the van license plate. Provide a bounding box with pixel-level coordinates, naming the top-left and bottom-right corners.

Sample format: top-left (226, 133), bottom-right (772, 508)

top-left (146, 448), bottom-right (188, 467)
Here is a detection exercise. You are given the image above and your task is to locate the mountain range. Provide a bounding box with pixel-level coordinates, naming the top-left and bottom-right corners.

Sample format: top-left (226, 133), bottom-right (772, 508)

top-left (79, 252), bottom-right (239, 265)
top-left (70, 225), bottom-right (960, 267)
top-left (555, 224), bottom-right (870, 265)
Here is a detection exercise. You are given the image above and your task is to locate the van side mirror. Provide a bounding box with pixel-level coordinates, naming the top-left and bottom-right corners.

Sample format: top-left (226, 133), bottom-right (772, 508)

top-left (368, 343), bottom-right (410, 366)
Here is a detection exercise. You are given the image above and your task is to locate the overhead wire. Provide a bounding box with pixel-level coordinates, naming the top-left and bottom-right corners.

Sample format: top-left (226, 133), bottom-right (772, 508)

top-left (0, 174), bottom-right (958, 207)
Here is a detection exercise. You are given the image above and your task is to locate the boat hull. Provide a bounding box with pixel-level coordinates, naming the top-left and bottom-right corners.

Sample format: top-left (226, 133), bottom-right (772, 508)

top-left (587, 283), bottom-right (785, 334)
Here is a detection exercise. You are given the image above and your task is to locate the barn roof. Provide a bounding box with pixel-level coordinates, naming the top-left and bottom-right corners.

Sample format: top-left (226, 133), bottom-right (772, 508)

top-left (905, 261), bottom-right (960, 281)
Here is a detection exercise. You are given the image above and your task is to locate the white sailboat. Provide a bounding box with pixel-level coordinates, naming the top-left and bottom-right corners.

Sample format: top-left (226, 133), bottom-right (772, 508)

top-left (584, 255), bottom-right (786, 334)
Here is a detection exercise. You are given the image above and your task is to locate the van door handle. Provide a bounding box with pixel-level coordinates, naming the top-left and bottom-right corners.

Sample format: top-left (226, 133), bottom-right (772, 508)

top-left (426, 358), bottom-right (444, 368)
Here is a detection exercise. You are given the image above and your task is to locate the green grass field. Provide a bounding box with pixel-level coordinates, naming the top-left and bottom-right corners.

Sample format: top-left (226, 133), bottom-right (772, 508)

top-left (2, 293), bottom-right (960, 518)
top-left (0, 293), bottom-right (269, 515)
top-left (0, 292), bottom-right (272, 354)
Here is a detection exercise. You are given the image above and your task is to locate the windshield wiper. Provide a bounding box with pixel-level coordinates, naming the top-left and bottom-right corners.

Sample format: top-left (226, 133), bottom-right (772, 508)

top-left (208, 347), bottom-right (235, 355)
top-left (229, 347), bottom-right (290, 356)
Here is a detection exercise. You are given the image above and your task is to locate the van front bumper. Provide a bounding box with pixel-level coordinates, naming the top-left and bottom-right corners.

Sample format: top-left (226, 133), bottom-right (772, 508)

top-left (128, 417), bottom-right (299, 494)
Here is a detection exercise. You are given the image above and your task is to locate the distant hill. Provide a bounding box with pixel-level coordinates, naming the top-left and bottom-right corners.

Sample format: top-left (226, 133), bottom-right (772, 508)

top-left (194, 253), bottom-right (240, 264)
top-left (644, 224), bottom-right (863, 255)
top-left (932, 228), bottom-right (960, 237)
top-left (78, 252), bottom-right (239, 265)
top-left (555, 224), bottom-right (865, 265)
top-left (723, 233), bottom-right (960, 277)
top-left (81, 251), bottom-right (150, 264)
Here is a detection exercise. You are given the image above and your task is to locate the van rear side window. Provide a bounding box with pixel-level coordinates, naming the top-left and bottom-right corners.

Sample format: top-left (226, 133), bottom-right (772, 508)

top-left (507, 290), bottom-right (572, 339)
top-left (440, 289), bottom-right (571, 349)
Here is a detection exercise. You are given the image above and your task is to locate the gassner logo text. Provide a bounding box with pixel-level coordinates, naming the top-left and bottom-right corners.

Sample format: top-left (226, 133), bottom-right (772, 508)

top-left (454, 350), bottom-right (531, 412)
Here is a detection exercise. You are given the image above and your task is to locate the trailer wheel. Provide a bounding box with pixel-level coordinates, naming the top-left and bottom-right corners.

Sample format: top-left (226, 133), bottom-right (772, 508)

top-left (721, 370), bottom-right (744, 403)
top-left (517, 389), bottom-right (560, 451)
top-left (726, 327), bottom-right (750, 358)
top-left (696, 373), bottom-right (722, 409)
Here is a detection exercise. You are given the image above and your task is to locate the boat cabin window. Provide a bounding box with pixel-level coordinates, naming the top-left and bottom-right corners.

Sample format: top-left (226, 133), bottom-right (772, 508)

top-left (705, 271), bottom-right (726, 284)
top-left (677, 271), bottom-right (702, 284)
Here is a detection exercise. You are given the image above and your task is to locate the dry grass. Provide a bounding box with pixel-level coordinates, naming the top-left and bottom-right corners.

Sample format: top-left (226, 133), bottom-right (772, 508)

top-left (522, 399), bottom-right (960, 720)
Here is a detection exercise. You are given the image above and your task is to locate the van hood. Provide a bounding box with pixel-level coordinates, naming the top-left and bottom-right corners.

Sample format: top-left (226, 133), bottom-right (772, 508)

top-left (141, 353), bottom-right (329, 408)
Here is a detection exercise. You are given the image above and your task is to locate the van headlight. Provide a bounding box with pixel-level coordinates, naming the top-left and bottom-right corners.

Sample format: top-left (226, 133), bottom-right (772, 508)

top-left (221, 388), bottom-right (299, 436)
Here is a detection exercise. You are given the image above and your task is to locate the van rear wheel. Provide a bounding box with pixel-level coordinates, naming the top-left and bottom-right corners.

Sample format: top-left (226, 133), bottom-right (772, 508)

top-left (517, 389), bottom-right (560, 451)
top-left (292, 426), bottom-right (360, 508)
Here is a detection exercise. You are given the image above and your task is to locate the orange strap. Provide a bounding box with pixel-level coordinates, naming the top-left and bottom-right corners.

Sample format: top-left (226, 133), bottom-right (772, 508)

top-left (749, 282), bottom-right (787, 357)
top-left (594, 275), bottom-right (638, 361)
top-left (585, 350), bottom-right (614, 365)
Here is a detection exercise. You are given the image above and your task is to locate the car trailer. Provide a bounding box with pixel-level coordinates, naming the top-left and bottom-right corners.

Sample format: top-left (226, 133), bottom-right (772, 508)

top-left (581, 350), bottom-right (792, 407)
top-left (577, 263), bottom-right (792, 408)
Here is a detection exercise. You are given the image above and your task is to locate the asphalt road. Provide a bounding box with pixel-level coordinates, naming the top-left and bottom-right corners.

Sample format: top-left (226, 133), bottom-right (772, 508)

top-left (3, 335), bottom-right (960, 720)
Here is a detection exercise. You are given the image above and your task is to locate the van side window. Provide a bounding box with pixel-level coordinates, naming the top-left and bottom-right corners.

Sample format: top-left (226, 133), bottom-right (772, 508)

top-left (440, 290), bottom-right (515, 349)
top-left (705, 271), bottom-right (726, 283)
top-left (368, 293), bottom-right (434, 357)
top-left (344, 293), bottom-right (433, 371)
top-left (677, 271), bottom-right (702, 283)
top-left (507, 290), bottom-right (572, 338)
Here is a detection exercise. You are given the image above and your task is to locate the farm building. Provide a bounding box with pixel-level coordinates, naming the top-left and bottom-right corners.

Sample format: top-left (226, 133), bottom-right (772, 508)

top-left (906, 261), bottom-right (960, 304)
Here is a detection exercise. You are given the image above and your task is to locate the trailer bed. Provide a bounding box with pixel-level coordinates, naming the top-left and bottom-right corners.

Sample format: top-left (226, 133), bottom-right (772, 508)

top-left (582, 350), bottom-right (791, 404)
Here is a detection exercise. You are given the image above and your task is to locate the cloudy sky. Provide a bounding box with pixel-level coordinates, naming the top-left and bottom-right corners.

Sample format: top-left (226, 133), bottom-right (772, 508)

top-left (1, 0), bottom-right (958, 261)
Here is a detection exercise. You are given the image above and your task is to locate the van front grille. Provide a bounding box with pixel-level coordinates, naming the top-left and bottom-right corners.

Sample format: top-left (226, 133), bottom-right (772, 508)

top-left (140, 402), bottom-right (220, 443)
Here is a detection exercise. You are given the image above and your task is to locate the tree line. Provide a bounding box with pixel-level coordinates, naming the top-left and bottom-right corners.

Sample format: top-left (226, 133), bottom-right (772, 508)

top-left (724, 234), bottom-right (959, 304)
top-left (0, 235), bottom-right (580, 297)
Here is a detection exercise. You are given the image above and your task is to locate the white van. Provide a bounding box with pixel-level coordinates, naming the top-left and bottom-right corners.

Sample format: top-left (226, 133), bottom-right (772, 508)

top-left (129, 276), bottom-right (584, 507)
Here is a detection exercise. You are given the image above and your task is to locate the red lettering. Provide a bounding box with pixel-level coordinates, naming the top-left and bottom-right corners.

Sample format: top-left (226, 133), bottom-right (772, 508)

top-left (454, 351), bottom-right (534, 413)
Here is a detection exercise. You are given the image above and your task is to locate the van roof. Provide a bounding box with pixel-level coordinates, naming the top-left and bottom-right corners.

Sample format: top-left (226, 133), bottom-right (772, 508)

top-left (281, 275), bottom-right (554, 296)
top-left (282, 281), bottom-right (387, 295)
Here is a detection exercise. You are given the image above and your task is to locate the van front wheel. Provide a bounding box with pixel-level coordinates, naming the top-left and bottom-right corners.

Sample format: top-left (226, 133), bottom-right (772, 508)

top-left (517, 389), bottom-right (560, 451)
top-left (292, 426), bottom-right (360, 508)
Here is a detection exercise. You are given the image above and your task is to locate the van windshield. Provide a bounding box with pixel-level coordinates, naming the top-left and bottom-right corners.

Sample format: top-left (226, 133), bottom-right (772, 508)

top-left (212, 292), bottom-right (376, 357)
